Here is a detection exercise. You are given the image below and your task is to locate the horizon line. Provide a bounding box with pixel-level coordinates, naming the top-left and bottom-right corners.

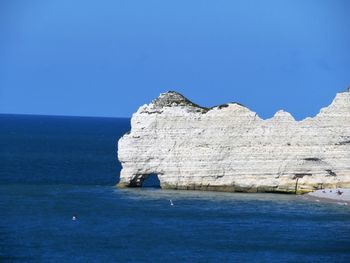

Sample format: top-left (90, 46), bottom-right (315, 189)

top-left (0, 112), bottom-right (130, 119)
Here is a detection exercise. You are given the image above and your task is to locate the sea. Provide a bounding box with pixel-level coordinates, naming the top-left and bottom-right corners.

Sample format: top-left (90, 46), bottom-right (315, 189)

top-left (1, 114), bottom-right (350, 262)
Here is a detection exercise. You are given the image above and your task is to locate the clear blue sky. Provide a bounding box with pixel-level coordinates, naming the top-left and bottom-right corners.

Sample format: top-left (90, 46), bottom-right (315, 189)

top-left (1, 0), bottom-right (349, 119)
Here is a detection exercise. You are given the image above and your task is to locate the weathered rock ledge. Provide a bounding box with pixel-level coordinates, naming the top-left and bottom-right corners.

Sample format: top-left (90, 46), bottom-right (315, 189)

top-left (117, 89), bottom-right (350, 194)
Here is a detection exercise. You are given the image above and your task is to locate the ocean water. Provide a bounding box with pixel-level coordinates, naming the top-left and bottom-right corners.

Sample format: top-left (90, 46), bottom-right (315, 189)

top-left (1, 114), bottom-right (350, 262)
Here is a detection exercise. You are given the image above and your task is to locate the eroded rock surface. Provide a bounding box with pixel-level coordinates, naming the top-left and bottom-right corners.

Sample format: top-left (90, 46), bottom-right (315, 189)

top-left (118, 90), bottom-right (350, 194)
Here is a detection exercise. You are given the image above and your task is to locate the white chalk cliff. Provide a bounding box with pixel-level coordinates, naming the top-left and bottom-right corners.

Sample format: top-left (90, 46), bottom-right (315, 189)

top-left (118, 89), bottom-right (350, 194)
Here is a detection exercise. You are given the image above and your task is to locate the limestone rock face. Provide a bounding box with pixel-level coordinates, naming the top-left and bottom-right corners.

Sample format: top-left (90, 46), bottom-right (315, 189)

top-left (117, 90), bottom-right (350, 194)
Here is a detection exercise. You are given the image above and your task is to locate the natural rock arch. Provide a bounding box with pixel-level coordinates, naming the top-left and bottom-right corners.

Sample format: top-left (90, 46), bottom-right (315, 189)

top-left (141, 173), bottom-right (161, 188)
top-left (117, 89), bottom-right (350, 193)
top-left (128, 173), bottom-right (162, 188)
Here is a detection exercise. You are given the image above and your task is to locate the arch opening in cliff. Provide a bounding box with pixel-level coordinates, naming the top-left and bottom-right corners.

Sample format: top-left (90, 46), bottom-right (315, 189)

top-left (141, 173), bottom-right (161, 188)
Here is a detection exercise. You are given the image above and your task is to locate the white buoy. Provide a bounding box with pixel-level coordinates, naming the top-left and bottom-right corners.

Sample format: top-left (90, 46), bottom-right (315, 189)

top-left (72, 216), bottom-right (77, 221)
top-left (337, 202), bottom-right (348, 206)
top-left (169, 199), bottom-right (174, 206)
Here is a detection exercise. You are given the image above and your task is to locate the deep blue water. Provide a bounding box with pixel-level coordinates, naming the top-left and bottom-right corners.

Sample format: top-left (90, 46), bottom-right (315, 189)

top-left (1, 114), bottom-right (350, 262)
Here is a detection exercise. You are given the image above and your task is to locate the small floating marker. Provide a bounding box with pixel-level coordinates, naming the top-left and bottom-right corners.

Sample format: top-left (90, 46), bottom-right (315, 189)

top-left (169, 199), bottom-right (174, 206)
top-left (337, 202), bottom-right (348, 206)
top-left (72, 215), bottom-right (77, 221)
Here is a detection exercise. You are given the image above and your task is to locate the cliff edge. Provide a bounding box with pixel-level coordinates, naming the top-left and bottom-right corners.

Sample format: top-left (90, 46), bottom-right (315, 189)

top-left (117, 89), bottom-right (350, 194)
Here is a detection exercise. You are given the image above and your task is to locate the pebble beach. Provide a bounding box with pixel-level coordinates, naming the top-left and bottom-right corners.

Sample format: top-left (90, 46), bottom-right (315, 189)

top-left (307, 188), bottom-right (350, 205)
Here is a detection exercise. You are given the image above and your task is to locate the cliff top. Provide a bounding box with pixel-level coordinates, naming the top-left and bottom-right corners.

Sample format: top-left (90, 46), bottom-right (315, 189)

top-left (146, 88), bottom-right (350, 121)
top-left (152, 91), bottom-right (246, 113)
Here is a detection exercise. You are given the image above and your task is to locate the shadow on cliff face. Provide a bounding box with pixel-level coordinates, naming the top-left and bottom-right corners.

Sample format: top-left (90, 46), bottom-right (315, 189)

top-left (141, 174), bottom-right (161, 188)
